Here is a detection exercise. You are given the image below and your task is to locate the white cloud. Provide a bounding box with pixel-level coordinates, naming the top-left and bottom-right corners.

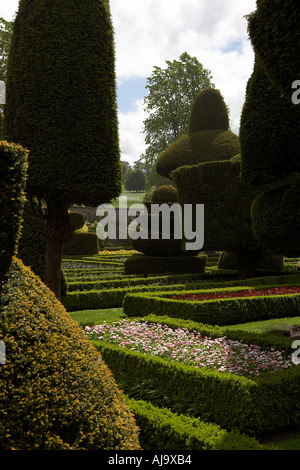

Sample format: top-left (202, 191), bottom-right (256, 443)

top-left (1, 0), bottom-right (257, 160)
top-left (110, 0), bottom-right (257, 159)
top-left (118, 99), bottom-right (147, 165)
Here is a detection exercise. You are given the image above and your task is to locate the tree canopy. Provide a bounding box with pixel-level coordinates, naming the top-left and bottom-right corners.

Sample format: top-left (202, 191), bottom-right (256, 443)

top-left (0, 18), bottom-right (13, 82)
top-left (140, 52), bottom-right (215, 193)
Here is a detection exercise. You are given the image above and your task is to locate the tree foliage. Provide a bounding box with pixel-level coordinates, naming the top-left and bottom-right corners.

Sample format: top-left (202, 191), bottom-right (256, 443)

top-left (140, 52), bottom-right (214, 192)
top-left (0, 18), bottom-right (13, 82)
top-left (124, 168), bottom-right (146, 192)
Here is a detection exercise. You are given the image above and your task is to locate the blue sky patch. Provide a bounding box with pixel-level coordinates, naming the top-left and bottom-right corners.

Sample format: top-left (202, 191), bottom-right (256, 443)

top-left (222, 39), bottom-right (243, 55)
top-left (117, 77), bottom-right (148, 113)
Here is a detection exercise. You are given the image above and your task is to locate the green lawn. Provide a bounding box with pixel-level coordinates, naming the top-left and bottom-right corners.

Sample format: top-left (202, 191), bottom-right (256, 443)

top-left (110, 190), bottom-right (145, 208)
top-left (70, 308), bottom-right (125, 327)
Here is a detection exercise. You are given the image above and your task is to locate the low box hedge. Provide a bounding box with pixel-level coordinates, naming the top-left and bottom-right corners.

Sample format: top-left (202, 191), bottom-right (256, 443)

top-left (62, 272), bottom-right (300, 312)
top-left (62, 283), bottom-right (201, 311)
top-left (91, 315), bottom-right (300, 436)
top-left (123, 284), bottom-right (300, 326)
top-left (66, 272), bottom-right (237, 292)
top-left (126, 398), bottom-right (262, 450)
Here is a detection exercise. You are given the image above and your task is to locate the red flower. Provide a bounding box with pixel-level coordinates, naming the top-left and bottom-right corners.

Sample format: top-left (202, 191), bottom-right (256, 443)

top-left (169, 286), bottom-right (300, 302)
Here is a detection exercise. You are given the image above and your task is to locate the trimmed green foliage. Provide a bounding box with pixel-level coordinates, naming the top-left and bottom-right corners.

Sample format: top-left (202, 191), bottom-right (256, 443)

top-left (62, 284), bottom-right (199, 312)
top-left (127, 398), bottom-right (262, 450)
top-left (218, 250), bottom-right (284, 272)
top-left (123, 284), bottom-right (300, 326)
top-left (240, 58), bottom-right (300, 188)
top-left (63, 232), bottom-right (99, 256)
top-left (94, 331), bottom-right (300, 436)
top-left (151, 185), bottom-right (178, 203)
top-left (173, 158), bottom-right (262, 275)
top-left (247, 0), bottom-right (300, 99)
top-left (0, 257), bottom-right (141, 450)
top-left (124, 253), bottom-right (207, 275)
top-left (251, 178), bottom-right (300, 257)
top-left (131, 185), bottom-right (196, 258)
top-left (156, 88), bottom-right (240, 179)
top-left (240, 3), bottom-right (300, 258)
top-left (0, 140), bottom-right (28, 284)
top-left (17, 200), bottom-right (46, 279)
top-left (189, 88), bottom-right (229, 133)
top-left (5, 0), bottom-right (121, 205)
top-left (156, 129), bottom-right (240, 180)
top-left (66, 272), bottom-right (224, 292)
top-left (63, 271), bottom-right (300, 311)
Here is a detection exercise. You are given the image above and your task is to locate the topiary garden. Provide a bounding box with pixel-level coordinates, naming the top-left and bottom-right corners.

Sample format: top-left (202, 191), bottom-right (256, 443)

top-left (1, 0), bottom-right (300, 454)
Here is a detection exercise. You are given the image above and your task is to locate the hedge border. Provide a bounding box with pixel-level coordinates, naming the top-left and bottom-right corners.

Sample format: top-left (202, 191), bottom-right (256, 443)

top-left (126, 397), bottom-right (262, 450)
top-left (91, 313), bottom-right (300, 435)
top-left (123, 283), bottom-right (300, 326)
top-left (62, 272), bottom-right (300, 312)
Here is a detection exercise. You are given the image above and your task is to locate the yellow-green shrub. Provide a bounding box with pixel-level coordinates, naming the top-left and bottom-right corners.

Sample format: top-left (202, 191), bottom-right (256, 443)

top-left (0, 257), bottom-right (141, 450)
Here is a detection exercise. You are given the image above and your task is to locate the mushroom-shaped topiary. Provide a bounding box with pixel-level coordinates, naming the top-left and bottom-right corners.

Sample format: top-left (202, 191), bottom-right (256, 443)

top-left (156, 88), bottom-right (240, 179)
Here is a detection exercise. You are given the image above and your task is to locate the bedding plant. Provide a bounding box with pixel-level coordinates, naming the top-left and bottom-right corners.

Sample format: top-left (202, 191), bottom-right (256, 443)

top-left (85, 319), bottom-right (294, 378)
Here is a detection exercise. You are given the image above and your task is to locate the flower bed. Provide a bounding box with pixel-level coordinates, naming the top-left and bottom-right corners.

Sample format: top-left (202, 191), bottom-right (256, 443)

top-left (85, 319), bottom-right (293, 377)
top-left (169, 286), bottom-right (300, 302)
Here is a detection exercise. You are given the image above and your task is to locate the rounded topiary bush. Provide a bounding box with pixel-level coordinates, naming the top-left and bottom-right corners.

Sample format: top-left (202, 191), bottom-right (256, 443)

top-left (0, 257), bottom-right (141, 450)
top-left (151, 185), bottom-right (178, 203)
top-left (0, 141), bottom-right (28, 285)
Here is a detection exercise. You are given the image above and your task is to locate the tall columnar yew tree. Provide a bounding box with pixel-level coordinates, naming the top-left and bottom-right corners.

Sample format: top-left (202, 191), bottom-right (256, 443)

top-left (5, 0), bottom-right (122, 298)
top-left (240, 0), bottom-right (300, 256)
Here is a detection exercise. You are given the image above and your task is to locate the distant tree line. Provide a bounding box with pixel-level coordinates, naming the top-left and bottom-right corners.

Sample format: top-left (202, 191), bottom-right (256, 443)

top-left (121, 160), bottom-right (146, 192)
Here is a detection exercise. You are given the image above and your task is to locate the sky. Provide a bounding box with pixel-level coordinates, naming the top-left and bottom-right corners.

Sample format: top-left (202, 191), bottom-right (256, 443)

top-left (0, 0), bottom-right (257, 166)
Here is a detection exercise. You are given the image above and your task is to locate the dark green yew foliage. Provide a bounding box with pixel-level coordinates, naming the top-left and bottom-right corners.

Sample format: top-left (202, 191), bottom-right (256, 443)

top-left (240, 2), bottom-right (300, 256)
top-left (151, 185), bottom-right (178, 203)
top-left (251, 178), bottom-right (300, 257)
top-left (248, 0), bottom-right (300, 99)
top-left (240, 59), bottom-right (300, 189)
top-left (189, 88), bottom-right (229, 132)
top-left (173, 156), bottom-right (264, 277)
top-left (0, 141), bottom-right (28, 284)
top-left (156, 88), bottom-right (240, 179)
top-left (5, 0), bottom-right (121, 205)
